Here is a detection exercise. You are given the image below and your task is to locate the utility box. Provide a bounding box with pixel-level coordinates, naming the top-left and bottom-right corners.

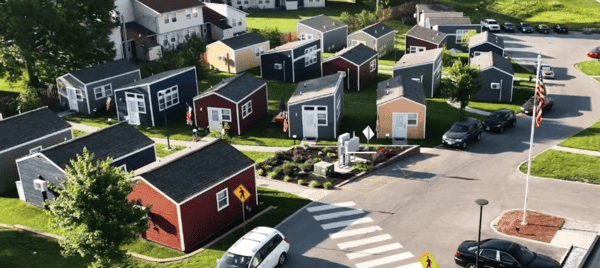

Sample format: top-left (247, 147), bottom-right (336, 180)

top-left (314, 161), bottom-right (334, 177)
top-left (345, 137), bottom-right (360, 153)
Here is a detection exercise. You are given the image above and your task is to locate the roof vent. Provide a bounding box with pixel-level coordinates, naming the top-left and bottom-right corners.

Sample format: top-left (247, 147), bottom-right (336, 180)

top-left (386, 89), bottom-right (389, 95)
top-left (304, 82), bottom-right (307, 88)
top-left (300, 90), bottom-right (303, 95)
top-left (387, 82), bottom-right (390, 87)
top-left (323, 25), bottom-right (326, 29)
top-left (375, 30), bottom-right (378, 34)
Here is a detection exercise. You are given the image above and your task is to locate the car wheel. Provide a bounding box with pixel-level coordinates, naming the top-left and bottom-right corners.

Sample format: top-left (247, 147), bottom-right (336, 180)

top-left (466, 264), bottom-right (476, 268)
top-left (477, 133), bottom-right (481, 141)
top-left (462, 142), bottom-right (467, 149)
top-left (500, 126), bottom-right (504, 133)
top-left (278, 252), bottom-right (287, 266)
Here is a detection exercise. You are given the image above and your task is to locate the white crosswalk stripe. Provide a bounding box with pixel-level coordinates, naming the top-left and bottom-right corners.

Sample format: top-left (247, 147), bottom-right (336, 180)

top-left (313, 209), bottom-right (364, 221)
top-left (346, 243), bottom-right (403, 260)
top-left (396, 262), bottom-right (426, 268)
top-left (337, 234), bottom-right (392, 250)
top-left (321, 217), bottom-right (374, 230)
top-left (329, 226), bottom-right (382, 239)
top-left (306, 201), bottom-right (356, 212)
top-left (355, 252), bottom-right (415, 268)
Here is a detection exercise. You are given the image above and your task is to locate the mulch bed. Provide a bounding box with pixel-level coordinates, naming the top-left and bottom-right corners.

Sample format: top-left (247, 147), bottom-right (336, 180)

top-left (495, 210), bottom-right (565, 243)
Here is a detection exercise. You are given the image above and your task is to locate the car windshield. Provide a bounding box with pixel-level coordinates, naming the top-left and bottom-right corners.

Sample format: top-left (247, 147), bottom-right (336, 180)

top-left (218, 253), bottom-right (252, 268)
top-left (505, 23), bottom-right (513, 26)
top-left (522, 23), bottom-right (531, 27)
top-left (511, 246), bottom-right (536, 265)
top-left (540, 25), bottom-right (548, 28)
top-left (541, 66), bottom-right (552, 71)
top-left (488, 113), bottom-right (503, 119)
top-left (450, 124), bottom-right (469, 132)
top-left (488, 21), bottom-right (498, 24)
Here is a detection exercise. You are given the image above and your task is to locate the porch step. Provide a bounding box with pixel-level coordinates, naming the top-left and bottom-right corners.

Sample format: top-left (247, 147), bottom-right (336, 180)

top-left (392, 138), bottom-right (407, 145)
top-left (301, 138), bottom-right (318, 146)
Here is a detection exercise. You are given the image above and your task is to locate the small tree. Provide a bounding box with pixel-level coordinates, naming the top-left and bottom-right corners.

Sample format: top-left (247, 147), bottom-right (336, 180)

top-left (17, 86), bottom-right (43, 112)
top-left (251, 26), bottom-right (281, 47)
top-left (441, 47), bottom-right (455, 67)
top-left (339, 11), bottom-right (353, 25)
top-left (442, 61), bottom-right (482, 120)
top-left (47, 148), bottom-right (149, 268)
top-left (460, 30), bottom-right (478, 47)
top-left (357, 10), bottom-right (377, 28)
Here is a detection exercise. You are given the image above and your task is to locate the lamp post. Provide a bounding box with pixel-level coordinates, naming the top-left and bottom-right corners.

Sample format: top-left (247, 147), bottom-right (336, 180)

top-left (158, 91), bottom-right (172, 149)
top-left (475, 199), bottom-right (489, 268)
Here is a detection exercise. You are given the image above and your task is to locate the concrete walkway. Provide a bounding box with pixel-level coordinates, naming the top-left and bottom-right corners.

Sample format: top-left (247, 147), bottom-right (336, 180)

top-left (445, 99), bottom-right (492, 116)
top-left (551, 145), bottom-right (600, 157)
top-left (255, 177), bottom-right (331, 201)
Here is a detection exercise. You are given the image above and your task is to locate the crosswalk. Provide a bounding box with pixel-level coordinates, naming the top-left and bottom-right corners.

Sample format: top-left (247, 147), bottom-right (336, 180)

top-left (306, 201), bottom-right (423, 268)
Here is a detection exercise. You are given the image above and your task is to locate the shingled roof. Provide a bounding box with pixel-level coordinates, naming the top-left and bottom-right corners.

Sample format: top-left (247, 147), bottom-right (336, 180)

top-left (0, 107), bottom-right (71, 152)
top-left (288, 72), bottom-right (344, 104)
top-left (470, 52), bottom-right (513, 75)
top-left (406, 25), bottom-right (447, 45)
top-left (203, 6), bottom-right (231, 30)
top-left (68, 60), bottom-right (140, 84)
top-left (422, 12), bottom-right (463, 23)
top-left (219, 33), bottom-right (268, 50)
top-left (268, 39), bottom-right (316, 52)
top-left (361, 22), bottom-right (394, 39)
top-left (427, 16), bottom-right (472, 26)
top-left (416, 3), bottom-right (455, 13)
top-left (136, 0), bottom-right (203, 14)
top-left (298, 15), bottom-right (346, 32)
top-left (377, 75), bottom-right (426, 106)
top-left (196, 73), bottom-right (266, 103)
top-left (468, 31), bottom-right (504, 49)
top-left (41, 122), bottom-right (154, 169)
top-left (324, 44), bottom-right (377, 66)
top-left (119, 66), bottom-right (195, 89)
top-left (138, 139), bottom-right (254, 203)
top-left (394, 48), bottom-right (442, 69)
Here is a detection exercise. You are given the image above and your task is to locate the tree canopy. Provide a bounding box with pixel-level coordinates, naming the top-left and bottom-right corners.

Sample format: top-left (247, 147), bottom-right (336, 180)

top-left (442, 60), bottom-right (482, 120)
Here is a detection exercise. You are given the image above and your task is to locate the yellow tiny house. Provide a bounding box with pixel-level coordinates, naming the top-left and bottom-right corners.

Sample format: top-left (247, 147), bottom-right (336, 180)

top-left (377, 75), bottom-right (427, 140)
top-left (206, 33), bottom-right (270, 73)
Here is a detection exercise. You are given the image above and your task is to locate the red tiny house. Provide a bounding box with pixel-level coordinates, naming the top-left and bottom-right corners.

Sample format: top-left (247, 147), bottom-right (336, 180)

top-left (322, 57), bottom-right (358, 90)
top-left (321, 44), bottom-right (378, 91)
top-left (405, 25), bottom-right (447, 54)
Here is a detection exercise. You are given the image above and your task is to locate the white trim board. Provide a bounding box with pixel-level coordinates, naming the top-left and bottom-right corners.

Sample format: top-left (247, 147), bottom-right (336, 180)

top-left (468, 41), bottom-right (504, 51)
top-left (393, 61), bottom-right (433, 70)
top-left (0, 128), bottom-right (72, 155)
top-left (406, 33), bottom-right (445, 45)
top-left (84, 69), bottom-right (141, 86)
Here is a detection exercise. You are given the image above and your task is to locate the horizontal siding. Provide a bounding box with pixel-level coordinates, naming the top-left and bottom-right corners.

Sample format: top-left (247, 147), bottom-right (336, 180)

top-left (111, 145), bottom-right (156, 172)
top-left (17, 156), bottom-right (64, 208)
top-left (237, 85), bottom-right (268, 135)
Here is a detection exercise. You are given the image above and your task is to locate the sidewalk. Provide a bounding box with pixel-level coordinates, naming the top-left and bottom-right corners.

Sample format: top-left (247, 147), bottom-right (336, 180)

top-left (551, 145), bottom-right (600, 157)
top-left (256, 177), bottom-right (331, 201)
top-left (445, 99), bottom-right (491, 116)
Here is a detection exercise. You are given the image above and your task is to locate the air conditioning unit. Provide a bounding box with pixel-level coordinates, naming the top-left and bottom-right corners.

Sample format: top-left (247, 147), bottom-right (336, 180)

top-left (491, 83), bottom-right (501, 90)
top-left (218, 55), bottom-right (224, 60)
top-left (33, 179), bottom-right (48, 192)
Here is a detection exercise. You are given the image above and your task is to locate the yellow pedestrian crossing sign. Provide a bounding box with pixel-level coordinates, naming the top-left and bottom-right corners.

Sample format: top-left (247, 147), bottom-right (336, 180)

top-left (419, 252), bottom-right (439, 268)
top-left (234, 185), bottom-right (251, 202)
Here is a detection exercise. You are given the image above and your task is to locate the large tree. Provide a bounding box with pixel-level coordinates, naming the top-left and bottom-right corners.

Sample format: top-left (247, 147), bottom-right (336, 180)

top-left (442, 60), bottom-right (482, 120)
top-left (47, 148), bottom-right (149, 268)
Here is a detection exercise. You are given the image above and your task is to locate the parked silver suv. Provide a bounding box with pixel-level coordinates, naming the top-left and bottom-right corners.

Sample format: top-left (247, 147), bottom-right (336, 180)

top-left (217, 227), bottom-right (290, 268)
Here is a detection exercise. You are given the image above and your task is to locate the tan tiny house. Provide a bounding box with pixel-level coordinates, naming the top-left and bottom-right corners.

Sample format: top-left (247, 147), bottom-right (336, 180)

top-left (377, 75), bottom-right (427, 140)
top-left (206, 33), bottom-right (270, 73)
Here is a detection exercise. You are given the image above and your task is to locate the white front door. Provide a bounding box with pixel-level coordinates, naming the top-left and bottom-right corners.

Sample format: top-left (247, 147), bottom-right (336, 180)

top-left (67, 88), bottom-right (79, 112)
top-left (392, 113), bottom-right (408, 140)
top-left (126, 96), bottom-right (140, 125)
top-left (208, 108), bottom-right (222, 128)
top-left (303, 111), bottom-right (318, 139)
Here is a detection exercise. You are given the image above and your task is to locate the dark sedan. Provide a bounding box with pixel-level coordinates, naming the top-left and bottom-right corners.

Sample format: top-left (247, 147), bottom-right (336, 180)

top-left (536, 24), bottom-right (550, 34)
top-left (501, 22), bottom-right (515, 32)
top-left (521, 96), bottom-right (553, 115)
top-left (483, 110), bottom-right (516, 133)
top-left (455, 239), bottom-right (561, 268)
top-left (442, 117), bottom-right (482, 149)
top-left (517, 22), bottom-right (534, 33)
top-left (553, 24), bottom-right (568, 34)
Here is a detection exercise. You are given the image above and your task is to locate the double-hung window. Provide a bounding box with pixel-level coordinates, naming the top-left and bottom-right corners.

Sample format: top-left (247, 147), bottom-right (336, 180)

top-left (242, 101), bottom-right (253, 118)
top-left (409, 46), bottom-right (426, 53)
top-left (306, 54), bottom-right (317, 66)
top-left (186, 9), bottom-right (191, 19)
top-left (316, 106), bottom-right (327, 126)
top-left (93, 84), bottom-right (112, 99)
top-left (216, 189), bottom-right (229, 211)
top-left (232, 18), bottom-right (236, 26)
top-left (158, 86), bottom-right (179, 111)
top-left (171, 12), bottom-right (177, 23)
top-left (304, 45), bottom-right (317, 54)
top-left (75, 89), bottom-right (84, 101)
top-left (456, 30), bottom-right (470, 44)
top-left (192, 8), bottom-right (199, 18)
top-left (238, 21), bottom-right (242, 26)
top-left (126, 92), bottom-right (146, 114)
top-left (370, 59), bottom-right (377, 72)
top-left (221, 109), bottom-right (232, 121)
top-left (164, 14), bottom-right (169, 24)
top-left (407, 113), bottom-right (418, 126)
top-left (255, 46), bottom-right (264, 57)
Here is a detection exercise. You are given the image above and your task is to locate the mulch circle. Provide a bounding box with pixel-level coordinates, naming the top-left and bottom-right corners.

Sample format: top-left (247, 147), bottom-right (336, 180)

top-left (495, 210), bottom-right (565, 243)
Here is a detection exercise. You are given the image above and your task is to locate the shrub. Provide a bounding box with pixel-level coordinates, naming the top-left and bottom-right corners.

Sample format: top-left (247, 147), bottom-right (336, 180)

top-left (292, 154), bottom-right (306, 163)
top-left (323, 182), bottom-right (333, 190)
top-left (300, 163), bottom-right (314, 173)
top-left (373, 147), bottom-right (392, 164)
top-left (282, 163), bottom-right (300, 177)
top-left (272, 166), bottom-right (285, 176)
top-left (283, 176), bottom-right (293, 182)
top-left (267, 171), bottom-right (278, 179)
top-left (262, 156), bottom-right (278, 166)
top-left (308, 180), bottom-right (320, 188)
top-left (353, 163), bottom-right (374, 171)
top-left (312, 157), bottom-right (322, 163)
top-left (318, 151), bottom-right (324, 156)
top-left (326, 152), bottom-right (337, 159)
top-left (304, 159), bottom-right (314, 165)
top-left (17, 86), bottom-right (43, 112)
top-left (263, 165), bottom-right (273, 172)
top-left (256, 169), bottom-right (265, 176)
top-left (297, 179), bottom-right (305, 186)
top-left (322, 147), bottom-right (332, 153)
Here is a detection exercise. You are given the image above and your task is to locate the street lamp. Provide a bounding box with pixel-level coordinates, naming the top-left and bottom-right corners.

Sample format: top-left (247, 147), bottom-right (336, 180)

top-left (475, 199), bottom-right (489, 268)
top-left (158, 91), bottom-right (172, 149)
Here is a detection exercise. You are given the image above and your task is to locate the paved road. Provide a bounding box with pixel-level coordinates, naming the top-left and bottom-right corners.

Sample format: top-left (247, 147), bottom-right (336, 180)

top-left (276, 31), bottom-right (600, 268)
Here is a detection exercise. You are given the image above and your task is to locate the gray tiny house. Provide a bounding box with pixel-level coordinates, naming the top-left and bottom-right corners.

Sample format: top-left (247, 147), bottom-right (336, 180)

top-left (15, 122), bottom-right (156, 208)
top-left (347, 22), bottom-right (396, 56)
top-left (287, 71), bottom-right (346, 141)
top-left (297, 15), bottom-right (348, 53)
top-left (470, 52), bottom-right (514, 102)
top-left (468, 31), bottom-right (504, 59)
top-left (56, 60), bottom-right (141, 115)
top-left (429, 17), bottom-right (482, 51)
top-left (0, 107), bottom-right (72, 194)
top-left (393, 48), bottom-right (443, 98)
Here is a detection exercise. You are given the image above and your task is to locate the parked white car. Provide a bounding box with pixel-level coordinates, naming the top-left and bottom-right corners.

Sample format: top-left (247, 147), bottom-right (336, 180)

top-left (541, 64), bottom-right (555, 79)
top-left (217, 226), bottom-right (290, 268)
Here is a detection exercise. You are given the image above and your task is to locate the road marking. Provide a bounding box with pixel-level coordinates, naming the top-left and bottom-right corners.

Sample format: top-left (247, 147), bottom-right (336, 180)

top-left (306, 201), bottom-right (356, 212)
top-left (321, 217), bottom-right (374, 230)
top-left (346, 243), bottom-right (403, 260)
top-left (329, 226), bottom-right (382, 239)
top-left (337, 234), bottom-right (393, 250)
top-left (313, 209), bottom-right (364, 221)
top-left (396, 262), bottom-right (425, 268)
top-left (355, 252), bottom-right (415, 268)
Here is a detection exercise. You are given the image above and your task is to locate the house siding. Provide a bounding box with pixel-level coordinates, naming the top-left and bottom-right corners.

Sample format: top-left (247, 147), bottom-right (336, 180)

top-left (86, 71), bottom-right (142, 115)
top-left (297, 24), bottom-right (322, 48)
top-left (377, 32), bottom-right (395, 56)
top-left (193, 93), bottom-right (239, 134)
top-left (377, 99), bottom-right (426, 139)
top-left (112, 145), bottom-right (156, 172)
top-left (471, 69), bottom-right (513, 102)
top-left (260, 52), bottom-right (293, 82)
top-left (288, 95), bottom-right (336, 140)
top-left (17, 156), bottom-right (64, 208)
top-left (115, 85), bottom-right (154, 126)
top-left (293, 53), bottom-right (322, 83)
top-left (436, 25), bottom-right (481, 50)
top-left (147, 68), bottom-right (198, 127)
top-left (0, 130), bottom-right (72, 193)
top-left (132, 0), bottom-right (158, 33)
top-left (322, 27), bottom-right (348, 52)
top-left (236, 85), bottom-right (268, 135)
top-left (206, 43), bottom-right (236, 73)
top-left (469, 43), bottom-right (503, 58)
top-left (180, 167), bottom-right (256, 251)
top-left (231, 0), bottom-right (276, 10)
top-left (347, 32), bottom-right (376, 51)
top-left (303, 0), bottom-right (325, 8)
top-left (234, 42), bottom-right (270, 73)
top-left (405, 35), bottom-right (440, 54)
top-left (358, 56), bottom-right (378, 91)
top-left (57, 75), bottom-right (86, 113)
top-left (155, 5), bottom-right (204, 36)
top-left (322, 57), bottom-right (358, 90)
top-left (128, 180), bottom-right (181, 250)
top-left (393, 64), bottom-right (435, 98)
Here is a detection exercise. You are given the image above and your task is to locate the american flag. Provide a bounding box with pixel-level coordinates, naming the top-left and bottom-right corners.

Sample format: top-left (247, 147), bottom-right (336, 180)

top-left (535, 72), bottom-right (546, 127)
top-left (186, 106), bottom-right (193, 126)
top-left (106, 97), bottom-right (112, 111)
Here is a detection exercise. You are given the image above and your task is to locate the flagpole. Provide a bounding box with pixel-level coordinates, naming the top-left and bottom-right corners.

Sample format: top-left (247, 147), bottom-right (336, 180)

top-left (522, 54), bottom-right (541, 225)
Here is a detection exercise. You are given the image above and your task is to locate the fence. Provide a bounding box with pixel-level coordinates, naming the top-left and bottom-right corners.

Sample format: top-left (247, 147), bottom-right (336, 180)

top-left (40, 85), bottom-right (59, 110)
top-left (280, 32), bottom-right (298, 45)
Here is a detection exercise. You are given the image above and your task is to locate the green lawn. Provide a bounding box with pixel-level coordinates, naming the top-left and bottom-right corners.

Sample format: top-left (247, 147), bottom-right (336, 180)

top-left (155, 144), bottom-right (187, 158)
top-left (0, 72), bottom-right (28, 99)
top-left (519, 150), bottom-right (600, 184)
top-left (241, 151), bottom-right (276, 162)
top-left (559, 119), bottom-right (600, 151)
top-left (64, 111), bottom-right (118, 128)
top-left (596, 77), bottom-right (600, 83)
top-left (72, 129), bottom-right (89, 138)
top-left (136, 117), bottom-right (206, 142)
top-left (576, 60), bottom-right (600, 76)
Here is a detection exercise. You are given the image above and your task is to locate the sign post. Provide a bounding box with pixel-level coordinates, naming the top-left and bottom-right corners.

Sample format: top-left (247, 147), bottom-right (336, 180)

top-left (234, 185), bottom-right (251, 234)
top-left (363, 126), bottom-right (375, 146)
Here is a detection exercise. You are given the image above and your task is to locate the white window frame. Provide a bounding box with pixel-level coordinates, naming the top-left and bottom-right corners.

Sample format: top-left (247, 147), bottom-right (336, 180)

top-left (93, 84), bottom-right (113, 100)
top-left (171, 12), bottom-right (177, 23)
top-left (336, 97), bottom-right (341, 120)
top-left (186, 9), bottom-right (191, 19)
top-left (164, 14), bottom-right (169, 24)
top-left (491, 82), bottom-right (501, 90)
top-left (192, 8), bottom-right (198, 18)
top-left (474, 51), bottom-right (483, 57)
top-left (29, 146), bottom-right (42, 154)
top-left (305, 53), bottom-right (317, 67)
top-left (158, 86), bottom-right (179, 111)
top-left (304, 45), bottom-right (317, 55)
top-left (274, 63), bottom-right (283, 70)
top-left (231, 18), bottom-right (236, 26)
top-left (119, 164), bottom-right (127, 171)
top-left (216, 188), bottom-right (229, 211)
top-left (255, 46), bottom-right (264, 57)
top-left (412, 77), bottom-right (422, 83)
top-left (304, 106), bottom-right (328, 126)
top-left (126, 92), bottom-right (147, 114)
top-left (410, 46), bottom-right (426, 53)
top-left (221, 108), bottom-right (232, 122)
top-left (75, 89), bottom-right (84, 101)
top-left (370, 59), bottom-right (377, 72)
top-left (242, 100), bottom-right (253, 119)
top-left (407, 113), bottom-right (418, 126)
top-left (456, 30), bottom-right (470, 44)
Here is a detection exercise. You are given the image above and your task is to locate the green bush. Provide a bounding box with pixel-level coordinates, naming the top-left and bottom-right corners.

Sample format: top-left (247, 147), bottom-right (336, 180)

top-left (267, 171), bottom-right (278, 179)
top-left (323, 182), bottom-right (333, 190)
top-left (308, 180), bottom-right (320, 188)
top-left (17, 86), bottom-right (43, 112)
top-left (297, 179), bottom-right (305, 185)
top-left (322, 147), bottom-right (332, 153)
top-left (263, 164), bottom-right (273, 172)
top-left (353, 163), bottom-right (374, 171)
top-left (256, 169), bottom-right (265, 176)
top-left (312, 157), bottom-right (322, 163)
top-left (282, 163), bottom-right (300, 177)
top-left (283, 176), bottom-right (293, 182)
top-left (272, 166), bottom-right (284, 176)
top-left (326, 152), bottom-right (336, 158)
top-left (292, 154), bottom-right (306, 163)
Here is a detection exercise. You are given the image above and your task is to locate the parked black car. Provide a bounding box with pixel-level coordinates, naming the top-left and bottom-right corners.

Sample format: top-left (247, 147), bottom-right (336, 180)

top-left (553, 24), bottom-right (569, 34)
top-left (521, 96), bottom-right (553, 115)
top-left (517, 22), bottom-right (534, 33)
top-left (454, 239), bottom-right (561, 268)
top-left (483, 110), bottom-right (516, 133)
top-left (536, 24), bottom-right (550, 34)
top-left (442, 117), bottom-right (483, 149)
top-left (501, 22), bottom-right (515, 32)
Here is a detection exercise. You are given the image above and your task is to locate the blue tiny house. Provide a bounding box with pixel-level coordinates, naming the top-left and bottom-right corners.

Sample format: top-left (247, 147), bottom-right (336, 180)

top-left (260, 39), bottom-right (322, 83)
top-left (114, 66), bottom-right (198, 126)
top-left (468, 31), bottom-right (504, 59)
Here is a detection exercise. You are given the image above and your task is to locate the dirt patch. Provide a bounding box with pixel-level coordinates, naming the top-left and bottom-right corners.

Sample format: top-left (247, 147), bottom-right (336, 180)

top-left (495, 210), bottom-right (565, 243)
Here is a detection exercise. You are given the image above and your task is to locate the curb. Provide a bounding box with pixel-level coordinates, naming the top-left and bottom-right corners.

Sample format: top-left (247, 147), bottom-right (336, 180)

top-left (275, 202), bottom-right (314, 229)
top-left (572, 61), bottom-right (600, 85)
